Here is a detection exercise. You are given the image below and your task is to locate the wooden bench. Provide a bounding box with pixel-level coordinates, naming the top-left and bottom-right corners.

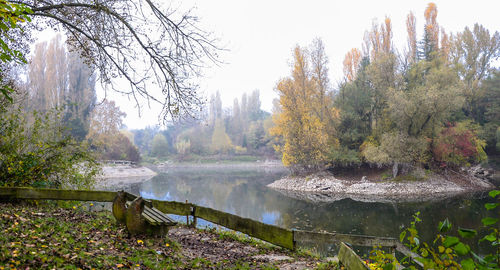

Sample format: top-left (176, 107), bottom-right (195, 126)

top-left (125, 200), bottom-right (177, 235)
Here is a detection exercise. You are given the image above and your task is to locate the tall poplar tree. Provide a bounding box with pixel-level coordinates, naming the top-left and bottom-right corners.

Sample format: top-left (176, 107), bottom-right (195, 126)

top-left (271, 40), bottom-right (338, 173)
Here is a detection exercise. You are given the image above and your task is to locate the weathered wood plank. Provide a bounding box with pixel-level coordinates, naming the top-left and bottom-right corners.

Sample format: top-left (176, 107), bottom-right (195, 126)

top-left (0, 187), bottom-right (116, 202)
top-left (396, 243), bottom-right (424, 268)
top-left (142, 212), bottom-right (159, 225)
top-left (294, 230), bottom-right (398, 248)
top-left (143, 208), bottom-right (163, 223)
top-left (147, 207), bottom-right (176, 224)
top-left (151, 199), bottom-right (193, 216)
top-left (194, 205), bottom-right (294, 250)
top-left (338, 242), bottom-right (370, 270)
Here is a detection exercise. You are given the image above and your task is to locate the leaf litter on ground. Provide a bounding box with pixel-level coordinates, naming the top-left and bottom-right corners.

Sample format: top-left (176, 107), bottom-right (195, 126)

top-left (0, 201), bottom-right (337, 269)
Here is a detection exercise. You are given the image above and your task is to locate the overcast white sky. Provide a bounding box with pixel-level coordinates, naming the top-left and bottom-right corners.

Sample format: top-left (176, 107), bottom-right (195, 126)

top-left (40, 0), bottom-right (500, 129)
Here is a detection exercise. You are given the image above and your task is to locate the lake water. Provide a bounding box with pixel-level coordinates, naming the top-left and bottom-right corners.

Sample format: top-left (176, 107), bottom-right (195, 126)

top-left (128, 166), bottom-right (498, 256)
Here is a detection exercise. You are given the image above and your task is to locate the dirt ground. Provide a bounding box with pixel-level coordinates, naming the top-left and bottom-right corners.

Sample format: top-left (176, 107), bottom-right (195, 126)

top-left (168, 226), bottom-right (323, 269)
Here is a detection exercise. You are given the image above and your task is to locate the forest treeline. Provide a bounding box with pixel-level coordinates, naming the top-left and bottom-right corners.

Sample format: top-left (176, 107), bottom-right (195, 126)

top-left (272, 3), bottom-right (500, 174)
top-left (141, 3), bottom-right (500, 176)
top-left (132, 89), bottom-right (277, 162)
top-left (1, 2), bottom-right (499, 185)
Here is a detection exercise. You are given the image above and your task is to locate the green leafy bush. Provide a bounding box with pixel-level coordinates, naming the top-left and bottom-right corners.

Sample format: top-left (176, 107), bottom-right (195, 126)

top-left (0, 106), bottom-right (99, 189)
top-left (368, 190), bottom-right (500, 269)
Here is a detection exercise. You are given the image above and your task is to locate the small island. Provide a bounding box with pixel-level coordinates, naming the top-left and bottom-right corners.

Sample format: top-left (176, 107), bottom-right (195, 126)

top-left (268, 166), bottom-right (495, 203)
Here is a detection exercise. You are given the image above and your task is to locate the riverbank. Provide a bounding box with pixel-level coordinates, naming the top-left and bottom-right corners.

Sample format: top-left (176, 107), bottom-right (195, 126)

top-left (268, 168), bottom-right (495, 203)
top-left (0, 202), bottom-right (337, 269)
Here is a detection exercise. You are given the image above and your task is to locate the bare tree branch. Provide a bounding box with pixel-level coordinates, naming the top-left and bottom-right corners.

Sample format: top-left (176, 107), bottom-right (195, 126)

top-left (14, 0), bottom-right (220, 123)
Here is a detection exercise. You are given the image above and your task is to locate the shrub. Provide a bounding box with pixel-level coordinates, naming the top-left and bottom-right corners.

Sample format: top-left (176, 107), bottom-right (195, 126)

top-left (433, 121), bottom-right (487, 168)
top-left (0, 106), bottom-right (99, 189)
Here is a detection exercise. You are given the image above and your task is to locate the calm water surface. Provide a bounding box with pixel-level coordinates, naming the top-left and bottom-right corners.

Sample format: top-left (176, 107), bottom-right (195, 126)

top-left (131, 167), bottom-right (498, 255)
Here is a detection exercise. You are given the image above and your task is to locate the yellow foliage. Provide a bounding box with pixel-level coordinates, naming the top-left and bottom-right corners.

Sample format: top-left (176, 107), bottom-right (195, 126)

top-left (271, 44), bottom-right (338, 171)
top-left (211, 119), bottom-right (233, 154)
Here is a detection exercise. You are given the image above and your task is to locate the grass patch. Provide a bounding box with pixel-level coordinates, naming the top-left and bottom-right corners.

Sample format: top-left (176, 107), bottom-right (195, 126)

top-left (391, 174), bottom-right (420, 182)
top-left (381, 170), bottom-right (392, 180)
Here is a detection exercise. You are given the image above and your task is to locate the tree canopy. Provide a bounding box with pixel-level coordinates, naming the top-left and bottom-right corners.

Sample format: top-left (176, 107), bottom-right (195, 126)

top-left (271, 3), bottom-right (499, 174)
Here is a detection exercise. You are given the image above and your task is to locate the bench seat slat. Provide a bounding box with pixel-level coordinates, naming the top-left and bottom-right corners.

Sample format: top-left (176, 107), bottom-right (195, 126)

top-left (125, 201), bottom-right (176, 226)
top-left (142, 212), bottom-right (159, 225)
top-left (143, 205), bottom-right (175, 223)
top-left (144, 207), bottom-right (165, 221)
top-left (147, 207), bottom-right (176, 224)
top-left (142, 211), bottom-right (162, 225)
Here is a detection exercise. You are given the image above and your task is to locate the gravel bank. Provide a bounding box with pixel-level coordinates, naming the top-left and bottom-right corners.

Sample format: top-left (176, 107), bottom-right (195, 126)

top-left (96, 165), bottom-right (158, 188)
top-left (99, 165), bottom-right (157, 178)
top-left (267, 171), bottom-right (494, 203)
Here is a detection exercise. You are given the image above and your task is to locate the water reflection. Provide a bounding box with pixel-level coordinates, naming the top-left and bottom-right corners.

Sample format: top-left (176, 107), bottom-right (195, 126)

top-left (135, 167), bottom-right (498, 255)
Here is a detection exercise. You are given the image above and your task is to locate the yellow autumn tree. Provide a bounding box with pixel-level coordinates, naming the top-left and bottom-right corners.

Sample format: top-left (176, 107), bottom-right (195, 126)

top-left (406, 11), bottom-right (417, 63)
top-left (211, 119), bottom-right (233, 154)
top-left (271, 41), bottom-right (338, 173)
top-left (343, 48), bottom-right (362, 82)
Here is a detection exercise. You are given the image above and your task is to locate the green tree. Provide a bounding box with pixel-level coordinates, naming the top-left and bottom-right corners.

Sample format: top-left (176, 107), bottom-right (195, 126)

top-left (390, 59), bottom-right (462, 139)
top-left (421, 3), bottom-right (440, 61)
top-left (176, 125), bottom-right (211, 155)
top-left (246, 121), bottom-right (266, 152)
top-left (132, 126), bottom-right (159, 155)
top-left (333, 57), bottom-right (372, 165)
top-left (228, 98), bottom-right (243, 145)
top-left (451, 24), bottom-right (500, 122)
top-left (479, 70), bottom-right (500, 152)
top-left (150, 133), bottom-right (169, 158)
top-left (362, 57), bottom-right (463, 175)
top-left (0, 1), bottom-right (31, 101)
top-left (0, 105), bottom-right (98, 188)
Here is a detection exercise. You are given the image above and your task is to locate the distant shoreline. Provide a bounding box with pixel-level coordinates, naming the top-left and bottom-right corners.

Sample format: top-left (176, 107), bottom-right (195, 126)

top-left (152, 160), bottom-right (285, 170)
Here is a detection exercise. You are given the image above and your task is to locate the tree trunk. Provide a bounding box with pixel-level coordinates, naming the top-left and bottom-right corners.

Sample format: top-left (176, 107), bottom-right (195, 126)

top-left (392, 162), bottom-right (399, 178)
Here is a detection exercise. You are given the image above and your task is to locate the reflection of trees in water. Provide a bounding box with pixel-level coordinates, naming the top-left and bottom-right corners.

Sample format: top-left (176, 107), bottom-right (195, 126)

top-left (140, 169), bottom-right (287, 219)
top-left (138, 169), bottom-right (498, 253)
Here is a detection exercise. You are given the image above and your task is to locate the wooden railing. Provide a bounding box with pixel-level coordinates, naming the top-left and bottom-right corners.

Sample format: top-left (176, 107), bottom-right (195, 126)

top-left (0, 187), bottom-right (418, 268)
top-left (99, 160), bottom-right (137, 166)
